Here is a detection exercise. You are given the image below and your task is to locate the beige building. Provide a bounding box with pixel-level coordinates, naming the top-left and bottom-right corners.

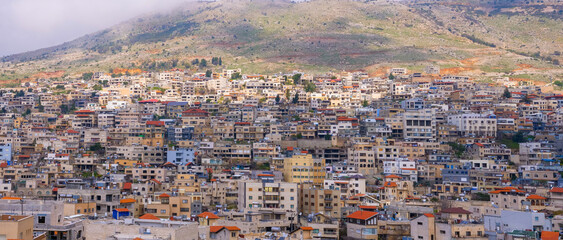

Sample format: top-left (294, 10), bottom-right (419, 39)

top-left (283, 154), bottom-right (326, 186)
top-left (0, 215), bottom-right (34, 240)
top-left (63, 201), bottom-right (97, 216)
top-left (145, 193), bottom-right (203, 219)
top-left (300, 184), bottom-right (342, 218)
top-left (411, 214), bottom-right (486, 240)
top-left (238, 181), bottom-right (298, 211)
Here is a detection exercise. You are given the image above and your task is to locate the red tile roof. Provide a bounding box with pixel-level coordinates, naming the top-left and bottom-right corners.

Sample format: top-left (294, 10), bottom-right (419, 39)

top-left (139, 214), bottom-right (160, 220)
top-left (114, 208), bottom-right (130, 212)
top-left (423, 213), bottom-right (435, 218)
top-left (346, 211), bottom-right (378, 220)
top-left (225, 226), bottom-right (241, 231)
top-left (526, 194), bottom-right (547, 200)
top-left (549, 187), bottom-right (563, 193)
top-left (1, 197), bottom-right (22, 200)
top-left (301, 227), bottom-right (314, 231)
top-left (541, 231), bottom-right (559, 240)
top-left (123, 182), bottom-right (132, 190)
top-left (120, 198), bottom-right (136, 204)
top-left (146, 121), bottom-right (165, 126)
top-left (198, 212), bottom-right (219, 219)
top-left (210, 226), bottom-right (224, 233)
top-left (385, 174), bottom-right (401, 179)
top-left (159, 193), bottom-right (170, 198)
top-left (440, 207), bottom-right (471, 214)
top-left (384, 182), bottom-right (397, 188)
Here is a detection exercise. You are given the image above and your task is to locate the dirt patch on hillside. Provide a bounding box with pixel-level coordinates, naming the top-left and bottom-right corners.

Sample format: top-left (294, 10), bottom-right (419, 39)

top-left (514, 64), bottom-right (533, 71)
top-left (440, 67), bottom-right (473, 75)
top-left (32, 70), bottom-right (65, 79)
top-left (112, 68), bottom-right (142, 75)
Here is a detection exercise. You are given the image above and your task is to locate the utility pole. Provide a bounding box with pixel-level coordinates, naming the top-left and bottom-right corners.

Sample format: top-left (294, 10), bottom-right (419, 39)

top-left (20, 199), bottom-right (24, 215)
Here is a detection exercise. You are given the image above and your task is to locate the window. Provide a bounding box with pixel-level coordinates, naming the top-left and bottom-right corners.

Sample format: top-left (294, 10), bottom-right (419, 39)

top-left (466, 231), bottom-right (471, 236)
top-left (38, 216), bottom-right (46, 224)
top-left (417, 222), bottom-right (423, 225)
top-left (440, 230), bottom-right (446, 234)
top-left (161, 210), bottom-right (166, 214)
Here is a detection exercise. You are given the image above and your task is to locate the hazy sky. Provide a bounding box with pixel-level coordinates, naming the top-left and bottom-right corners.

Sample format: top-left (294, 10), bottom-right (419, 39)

top-left (0, 0), bottom-right (190, 57)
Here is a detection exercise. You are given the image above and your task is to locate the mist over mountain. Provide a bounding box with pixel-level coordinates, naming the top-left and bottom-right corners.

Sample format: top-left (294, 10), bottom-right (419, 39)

top-left (1, 0), bottom-right (561, 81)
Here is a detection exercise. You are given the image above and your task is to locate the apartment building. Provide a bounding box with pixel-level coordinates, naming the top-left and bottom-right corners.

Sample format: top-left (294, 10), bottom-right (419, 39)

top-left (237, 181), bottom-right (298, 211)
top-left (283, 154), bottom-right (326, 186)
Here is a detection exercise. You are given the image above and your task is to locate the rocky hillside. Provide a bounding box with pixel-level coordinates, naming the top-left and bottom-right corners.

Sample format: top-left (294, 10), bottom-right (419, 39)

top-left (0, 0), bottom-right (561, 83)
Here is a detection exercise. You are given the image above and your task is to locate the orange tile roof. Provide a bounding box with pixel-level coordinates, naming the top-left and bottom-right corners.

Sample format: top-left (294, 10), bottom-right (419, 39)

top-left (120, 198), bottom-right (136, 204)
top-left (114, 208), bottom-right (130, 212)
top-left (257, 174), bottom-right (275, 177)
top-left (301, 226), bottom-right (314, 231)
top-left (210, 226), bottom-right (224, 233)
top-left (384, 182), bottom-right (397, 188)
top-left (159, 193), bottom-right (170, 198)
top-left (359, 205), bottom-right (379, 209)
top-left (526, 194), bottom-right (547, 200)
top-left (549, 187), bottom-right (563, 193)
top-left (346, 211), bottom-right (378, 220)
top-left (225, 226), bottom-right (241, 231)
top-left (1, 197), bottom-right (21, 200)
top-left (385, 174), bottom-right (401, 179)
top-left (423, 213), bottom-right (435, 218)
top-left (541, 231), bottom-right (559, 240)
top-left (139, 214), bottom-right (160, 220)
top-left (198, 212), bottom-right (220, 219)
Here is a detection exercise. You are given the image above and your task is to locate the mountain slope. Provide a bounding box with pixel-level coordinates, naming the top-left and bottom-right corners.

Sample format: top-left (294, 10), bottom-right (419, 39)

top-left (1, 0), bottom-right (561, 82)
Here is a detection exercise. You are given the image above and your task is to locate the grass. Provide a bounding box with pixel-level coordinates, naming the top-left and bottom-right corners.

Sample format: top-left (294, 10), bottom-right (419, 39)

top-left (500, 139), bottom-right (520, 150)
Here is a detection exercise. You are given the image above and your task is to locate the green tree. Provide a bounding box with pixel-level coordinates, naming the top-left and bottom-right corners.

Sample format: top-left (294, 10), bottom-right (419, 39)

top-left (554, 81), bottom-right (563, 88)
top-left (89, 142), bottom-right (105, 154)
top-left (275, 95), bottom-right (281, 104)
top-left (502, 87), bottom-right (511, 98)
top-left (292, 94), bottom-right (299, 104)
top-left (199, 59), bottom-right (207, 67)
top-left (521, 94), bottom-right (531, 104)
top-left (55, 85), bottom-right (65, 90)
top-left (92, 85), bottom-right (103, 91)
top-left (304, 81), bottom-right (316, 92)
top-left (205, 70), bottom-right (212, 78)
top-left (60, 104), bottom-right (70, 114)
top-left (292, 73), bottom-right (302, 84)
top-left (389, 73), bottom-right (395, 80)
top-left (231, 72), bottom-right (241, 79)
top-left (82, 72), bottom-right (93, 80)
top-left (285, 89), bottom-right (291, 100)
top-left (448, 142), bottom-right (466, 158)
top-left (362, 100), bottom-right (369, 107)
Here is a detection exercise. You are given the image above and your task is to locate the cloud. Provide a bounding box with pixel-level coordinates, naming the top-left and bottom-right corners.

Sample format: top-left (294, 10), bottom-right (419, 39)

top-left (0, 0), bottom-right (191, 57)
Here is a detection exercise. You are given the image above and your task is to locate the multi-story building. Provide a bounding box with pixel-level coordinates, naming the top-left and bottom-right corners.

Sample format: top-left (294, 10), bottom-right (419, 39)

top-left (237, 181), bottom-right (298, 211)
top-left (283, 154), bottom-right (326, 186)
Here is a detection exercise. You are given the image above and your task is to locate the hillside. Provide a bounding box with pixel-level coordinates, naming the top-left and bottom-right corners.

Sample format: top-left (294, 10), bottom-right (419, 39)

top-left (0, 0), bottom-right (561, 84)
